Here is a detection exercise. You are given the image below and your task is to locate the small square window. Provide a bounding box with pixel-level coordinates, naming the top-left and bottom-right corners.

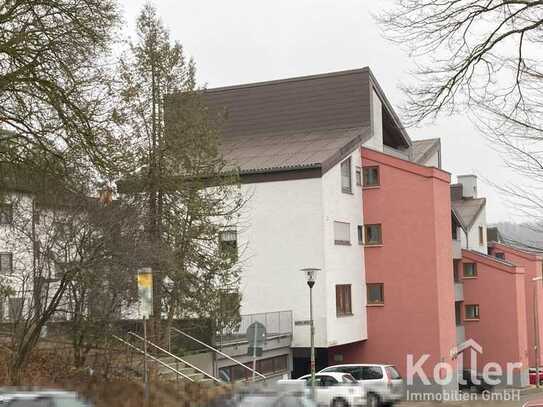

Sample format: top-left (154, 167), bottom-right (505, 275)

top-left (334, 221), bottom-right (351, 245)
top-left (363, 166), bottom-right (380, 187)
top-left (495, 252), bottom-right (505, 260)
top-left (355, 167), bottom-right (362, 186)
top-left (463, 263), bottom-right (477, 278)
top-left (465, 304), bottom-right (480, 320)
top-left (341, 158), bottom-right (352, 193)
top-left (367, 283), bottom-right (384, 305)
top-left (336, 284), bottom-right (352, 316)
top-left (364, 224), bottom-right (382, 246)
top-left (0, 253), bottom-right (13, 274)
top-left (0, 204), bottom-right (13, 225)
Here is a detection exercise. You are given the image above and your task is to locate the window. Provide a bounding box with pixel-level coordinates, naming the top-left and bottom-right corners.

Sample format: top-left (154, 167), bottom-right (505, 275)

top-left (362, 366), bottom-right (384, 380)
top-left (357, 225), bottom-right (364, 245)
top-left (341, 157), bottom-right (352, 193)
top-left (0, 203), bottom-right (13, 225)
top-left (355, 167), bottom-right (362, 186)
top-left (465, 304), bottom-right (480, 320)
top-left (479, 226), bottom-right (484, 245)
top-left (364, 224), bottom-right (382, 245)
top-left (367, 283), bottom-right (384, 305)
top-left (8, 297), bottom-right (23, 321)
top-left (463, 262), bottom-right (477, 278)
top-left (336, 284), bottom-right (352, 316)
top-left (363, 166), bottom-right (380, 187)
top-left (453, 260), bottom-right (461, 282)
top-left (455, 301), bottom-right (463, 326)
top-left (0, 253), bottom-right (13, 274)
top-left (334, 221), bottom-right (351, 245)
top-left (219, 230), bottom-right (238, 262)
top-left (495, 252), bottom-right (505, 260)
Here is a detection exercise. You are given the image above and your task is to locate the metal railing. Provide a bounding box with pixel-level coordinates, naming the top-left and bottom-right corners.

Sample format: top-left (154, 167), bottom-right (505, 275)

top-left (112, 335), bottom-right (195, 381)
top-left (170, 327), bottom-right (266, 380)
top-left (127, 331), bottom-right (222, 384)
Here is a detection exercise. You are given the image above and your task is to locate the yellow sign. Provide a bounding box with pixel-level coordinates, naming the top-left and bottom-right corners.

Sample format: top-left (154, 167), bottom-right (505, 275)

top-left (137, 273), bottom-right (153, 289)
top-left (137, 268), bottom-right (153, 318)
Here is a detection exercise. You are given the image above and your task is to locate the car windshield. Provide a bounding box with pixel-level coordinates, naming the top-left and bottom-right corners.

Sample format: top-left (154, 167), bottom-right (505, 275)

top-left (342, 374), bottom-right (357, 384)
top-left (385, 366), bottom-right (402, 380)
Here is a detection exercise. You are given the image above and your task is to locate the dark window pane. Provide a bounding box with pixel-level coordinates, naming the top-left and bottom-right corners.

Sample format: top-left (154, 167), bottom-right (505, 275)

top-left (367, 283), bottom-right (384, 305)
top-left (363, 167), bottom-right (380, 187)
top-left (0, 253), bottom-right (12, 274)
top-left (355, 167), bottom-right (362, 186)
top-left (364, 225), bottom-right (382, 245)
top-left (336, 285), bottom-right (352, 316)
top-left (341, 158), bottom-right (352, 193)
top-left (463, 263), bottom-right (477, 278)
top-left (362, 366), bottom-right (384, 380)
top-left (465, 304), bottom-right (480, 320)
top-left (0, 204), bottom-right (13, 225)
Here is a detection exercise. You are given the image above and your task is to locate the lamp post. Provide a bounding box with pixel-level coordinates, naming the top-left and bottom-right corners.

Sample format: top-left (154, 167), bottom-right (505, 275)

top-left (302, 267), bottom-right (320, 401)
top-left (534, 276), bottom-right (542, 388)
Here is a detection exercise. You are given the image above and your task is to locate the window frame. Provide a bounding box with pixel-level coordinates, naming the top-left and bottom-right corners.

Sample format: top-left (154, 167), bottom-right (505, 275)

top-left (463, 262), bottom-right (477, 278)
top-left (479, 226), bottom-right (484, 245)
top-left (0, 252), bottom-right (13, 275)
top-left (364, 224), bottom-right (383, 246)
top-left (357, 225), bottom-right (364, 245)
top-left (335, 284), bottom-right (353, 316)
top-left (465, 304), bottom-right (480, 321)
top-left (0, 203), bottom-right (13, 225)
top-left (355, 166), bottom-right (362, 186)
top-left (341, 157), bottom-right (352, 194)
top-left (362, 166), bottom-right (380, 188)
top-left (367, 283), bottom-right (385, 305)
top-left (334, 221), bottom-right (351, 246)
top-left (219, 230), bottom-right (238, 262)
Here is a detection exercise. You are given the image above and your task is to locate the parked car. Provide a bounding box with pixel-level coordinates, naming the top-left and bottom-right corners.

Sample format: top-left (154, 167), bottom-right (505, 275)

top-left (215, 386), bottom-right (316, 407)
top-left (318, 364), bottom-right (404, 407)
top-left (458, 369), bottom-right (494, 393)
top-left (530, 368), bottom-right (543, 385)
top-left (285, 372), bottom-right (365, 407)
top-left (0, 390), bottom-right (91, 407)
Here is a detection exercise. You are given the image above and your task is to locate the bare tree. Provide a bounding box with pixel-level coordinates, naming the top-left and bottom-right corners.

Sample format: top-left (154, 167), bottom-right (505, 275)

top-left (378, 1), bottom-right (543, 218)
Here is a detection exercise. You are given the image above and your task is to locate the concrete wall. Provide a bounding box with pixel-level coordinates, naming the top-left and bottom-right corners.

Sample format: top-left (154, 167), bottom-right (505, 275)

top-left (461, 250), bottom-right (529, 386)
top-left (328, 148), bottom-right (456, 384)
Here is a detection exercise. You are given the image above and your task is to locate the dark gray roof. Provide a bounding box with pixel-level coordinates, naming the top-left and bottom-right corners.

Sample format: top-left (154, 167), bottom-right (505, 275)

top-left (410, 138), bottom-right (441, 165)
top-left (452, 198), bottom-right (486, 230)
top-left (221, 126), bottom-right (370, 174)
top-left (201, 68), bottom-right (411, 176)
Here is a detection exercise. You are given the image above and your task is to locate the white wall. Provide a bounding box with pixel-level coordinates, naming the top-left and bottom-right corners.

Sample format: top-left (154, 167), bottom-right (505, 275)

top-left (238, 151), bottom-right (367, 348)
top-left (321, 152), bottom-right (367, 346)
top-left (461, 206), bottom-right (487, 254)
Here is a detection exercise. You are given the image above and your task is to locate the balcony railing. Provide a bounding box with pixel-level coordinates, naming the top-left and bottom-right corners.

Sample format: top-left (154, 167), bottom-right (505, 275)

top-left (216, 310), bottom-right (292, 345)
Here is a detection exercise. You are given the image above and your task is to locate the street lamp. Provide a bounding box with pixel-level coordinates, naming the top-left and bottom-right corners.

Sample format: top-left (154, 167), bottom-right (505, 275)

top-left (301, 267), bottom-right (320, 400)
top-left (534, 276), bottom-right (542, 388)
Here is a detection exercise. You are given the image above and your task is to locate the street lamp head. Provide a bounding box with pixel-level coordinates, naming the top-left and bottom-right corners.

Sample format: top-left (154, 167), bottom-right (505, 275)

top-left (301, 268), bottom-right (320, 288)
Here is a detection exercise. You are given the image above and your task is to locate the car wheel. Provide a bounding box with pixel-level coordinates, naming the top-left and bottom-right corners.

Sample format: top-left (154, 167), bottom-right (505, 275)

top-left (367, 393), bottom-right (380, 407)
top-left (331, 398), bottom-right (348, 407)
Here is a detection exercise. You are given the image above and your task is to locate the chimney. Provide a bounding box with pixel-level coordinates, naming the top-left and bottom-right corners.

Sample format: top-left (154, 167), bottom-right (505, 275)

top-left (457, 175), bottom-right (477, 199)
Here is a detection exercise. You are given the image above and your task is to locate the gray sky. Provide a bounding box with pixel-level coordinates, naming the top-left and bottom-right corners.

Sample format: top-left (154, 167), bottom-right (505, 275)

top-left (118, 0), bottom-right (523, 223)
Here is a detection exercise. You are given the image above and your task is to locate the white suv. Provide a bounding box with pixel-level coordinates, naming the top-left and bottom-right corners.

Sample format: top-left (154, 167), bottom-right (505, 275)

top-left (318, 364), bottom-right (404, 407)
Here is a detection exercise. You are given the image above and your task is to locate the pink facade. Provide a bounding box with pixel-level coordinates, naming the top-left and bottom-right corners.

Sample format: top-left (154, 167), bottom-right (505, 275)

top-left (461, 250), bottom-right (529, 373)
top-left (488, 243), bottom-right (543, 368)
top-left (329, 148), bottom-right (456, 377)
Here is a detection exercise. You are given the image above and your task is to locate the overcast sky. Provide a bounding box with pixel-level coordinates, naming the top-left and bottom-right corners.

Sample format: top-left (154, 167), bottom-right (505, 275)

top-left (118, 0), bottom-right (524, 224)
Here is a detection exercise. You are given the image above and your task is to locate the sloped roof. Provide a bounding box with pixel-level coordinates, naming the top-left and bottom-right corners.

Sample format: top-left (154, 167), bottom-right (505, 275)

top-left (451, 198), bottom-right (486, 230)
top-left (410, 138), bottom-right (441, 165)
top-left (221, 126), bottom-right (370, 174)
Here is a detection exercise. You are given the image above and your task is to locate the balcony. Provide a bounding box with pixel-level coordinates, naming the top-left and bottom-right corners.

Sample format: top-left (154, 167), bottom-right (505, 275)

top-left (452, 238), bottom-right (462, 259)
top-left (456, 325), bottom-right (466, 345)
top-left (455, 282), bottom-right (464, 302)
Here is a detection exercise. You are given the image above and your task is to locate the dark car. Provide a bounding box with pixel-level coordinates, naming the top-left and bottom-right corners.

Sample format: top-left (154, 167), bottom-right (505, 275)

top-left (459, 369), bottom-right (494, 393)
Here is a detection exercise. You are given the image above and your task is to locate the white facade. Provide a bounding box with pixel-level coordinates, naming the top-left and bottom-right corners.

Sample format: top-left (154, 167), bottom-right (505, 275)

top-left (238, 151), bottom-right (367, 348)
top-left (461, 206), bottom-right (487, 253)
